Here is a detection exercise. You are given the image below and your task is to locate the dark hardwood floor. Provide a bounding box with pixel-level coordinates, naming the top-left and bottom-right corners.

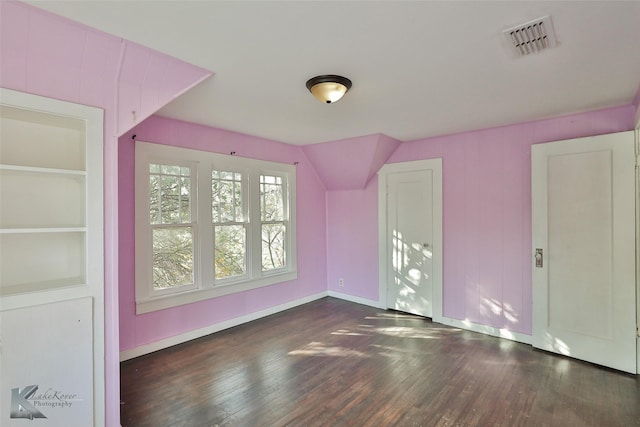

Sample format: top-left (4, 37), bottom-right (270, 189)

top-left (120, 297), bottom-right (640, 427)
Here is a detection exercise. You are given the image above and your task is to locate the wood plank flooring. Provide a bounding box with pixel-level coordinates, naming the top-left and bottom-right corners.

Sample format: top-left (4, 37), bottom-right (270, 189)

top-left (120, 297), bottom-right (640, 426)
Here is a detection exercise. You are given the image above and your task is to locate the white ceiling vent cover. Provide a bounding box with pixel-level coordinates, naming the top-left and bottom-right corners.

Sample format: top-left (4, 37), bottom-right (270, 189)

top-left (503, 15), bottom-right (558, 57)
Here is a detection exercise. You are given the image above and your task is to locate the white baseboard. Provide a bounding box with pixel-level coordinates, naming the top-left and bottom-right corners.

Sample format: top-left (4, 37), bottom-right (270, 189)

top-left (120, 291), bottom-right (532, 361)
top-left (435, 315), bottom-right (532, 345)
top-left (119, 291), bottom-right (328, 361)
top-left (327, 292), bottom-right (531, 345)
top-left (328, 290), bottom-right (383, 309)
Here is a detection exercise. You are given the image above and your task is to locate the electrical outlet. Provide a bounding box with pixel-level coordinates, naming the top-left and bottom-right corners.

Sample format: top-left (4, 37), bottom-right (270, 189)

top-left (338, 278), bottom-right (344, 287)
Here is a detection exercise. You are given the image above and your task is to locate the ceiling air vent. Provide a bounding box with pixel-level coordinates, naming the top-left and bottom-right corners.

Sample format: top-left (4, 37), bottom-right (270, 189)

top-left (503, 15), bottom-right (558, 57)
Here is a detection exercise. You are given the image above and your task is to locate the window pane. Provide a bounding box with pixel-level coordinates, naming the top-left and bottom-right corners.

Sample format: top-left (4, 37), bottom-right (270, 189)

top-left (160, 175), bottom-right (179, 223)
top-left (149, 174), bottom-right (161, 223)
top-left (161, 165), bottom-right (180, 175)
top-left (260, 174), bottom-right (284, 221)
top-left (220, 180), bottom-right (234, 222)
top-left (180, 177), bottom-right (191, 222)
top-left (262, 223), bottom-right (286, 271)
top-left (150, 163), bottom-right (191, 225)
top-left (214, 225), bottom-right (246, 279)
top-left (212, 170), bottom-right (243, 223)
top-left (152, 227), bottom-right (194, 290)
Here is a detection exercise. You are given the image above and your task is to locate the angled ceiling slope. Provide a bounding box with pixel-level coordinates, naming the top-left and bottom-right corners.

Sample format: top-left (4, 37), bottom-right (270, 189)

top-left (0, 1), bottom-right (213, 138)
top-left (302, 134), bottom-right (401, 190)
top-left (117, 42), bottom-right (212, 136)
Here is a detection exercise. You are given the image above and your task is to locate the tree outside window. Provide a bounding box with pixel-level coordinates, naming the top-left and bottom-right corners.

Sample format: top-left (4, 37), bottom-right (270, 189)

top-left (149, 164), bottom-right (194, 290)
top-left (260, 174), bottom-right (286, 271)
top-left (212, 170), bottom-right (246, 279)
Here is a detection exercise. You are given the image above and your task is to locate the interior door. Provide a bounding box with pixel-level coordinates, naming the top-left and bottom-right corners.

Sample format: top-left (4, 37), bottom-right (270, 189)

top-left (385, 169), bottom-right (434, 317)
top-left (532, 131), bottom-right (636, 373)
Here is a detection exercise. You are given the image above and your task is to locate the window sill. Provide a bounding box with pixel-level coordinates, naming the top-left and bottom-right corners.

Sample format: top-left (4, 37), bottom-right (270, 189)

top-left (135, 271), bottom-right (297, 314)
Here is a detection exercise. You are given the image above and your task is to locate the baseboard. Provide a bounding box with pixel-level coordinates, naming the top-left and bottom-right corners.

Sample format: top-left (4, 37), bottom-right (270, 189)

top-left (435, 315), bottom-right (533, 345)
top-left (327, 290), bottom-right (383, 309)
top-left (119, 291), bottom-right (329, 361)
top-left (120, 291), bottom-right (532, 361)
top-left (327, 292), bottom-right (532, 345)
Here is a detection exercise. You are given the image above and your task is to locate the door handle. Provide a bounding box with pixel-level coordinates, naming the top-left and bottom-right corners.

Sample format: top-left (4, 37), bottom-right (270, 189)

top-left (535, 248), bottom-right (543, 268)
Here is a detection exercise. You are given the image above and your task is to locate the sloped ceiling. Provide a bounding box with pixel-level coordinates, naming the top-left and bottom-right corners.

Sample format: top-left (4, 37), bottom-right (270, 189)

top-left (302, 134), bottom-right (401, 190)
top-left (116, 42), bottom-right (212, 136)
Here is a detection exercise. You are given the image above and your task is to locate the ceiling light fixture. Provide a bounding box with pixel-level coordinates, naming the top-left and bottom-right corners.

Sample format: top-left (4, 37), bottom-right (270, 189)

top-left (306, 75), bottom-right (352, 104)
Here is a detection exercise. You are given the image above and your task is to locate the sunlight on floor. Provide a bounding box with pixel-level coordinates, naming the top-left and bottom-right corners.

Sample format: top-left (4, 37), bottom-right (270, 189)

top-left (288, 342), bottom-right (369, 358)
top-left (331, 329), bottom-right (368, 336)
top-left (375, 326), bottom-right (447, 339)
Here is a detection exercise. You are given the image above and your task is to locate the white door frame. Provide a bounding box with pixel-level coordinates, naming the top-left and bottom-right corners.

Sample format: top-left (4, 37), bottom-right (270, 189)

top-left (378, 159), bottom-right (443, 321)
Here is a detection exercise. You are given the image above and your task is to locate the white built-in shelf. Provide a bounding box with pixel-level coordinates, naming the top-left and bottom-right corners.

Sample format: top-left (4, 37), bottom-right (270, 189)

top-left (0, 227), bottom-right (86, 234)
top-left (0, 88), bottom-right (105, 427)
top-left (0, 164), bottom-right (87, 175)
top-left (0, 276), bottom-right (85, 297)
top-left (0, 88), bottom-right (102, 302)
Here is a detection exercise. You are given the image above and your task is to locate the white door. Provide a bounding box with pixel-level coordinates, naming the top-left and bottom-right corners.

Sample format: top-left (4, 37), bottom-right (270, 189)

top-left (532, 131), bottom-right (636, 373)
top-left (379, 159), bottom-right (442, 319)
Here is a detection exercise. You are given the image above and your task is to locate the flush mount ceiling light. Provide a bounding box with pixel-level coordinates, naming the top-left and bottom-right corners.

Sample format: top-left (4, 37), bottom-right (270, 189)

top-left (306, 75), bottom-right (352, 104)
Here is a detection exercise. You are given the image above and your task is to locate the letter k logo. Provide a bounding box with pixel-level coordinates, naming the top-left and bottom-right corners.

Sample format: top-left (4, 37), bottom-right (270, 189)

top-left (10, 385), bottom-right (47, 419)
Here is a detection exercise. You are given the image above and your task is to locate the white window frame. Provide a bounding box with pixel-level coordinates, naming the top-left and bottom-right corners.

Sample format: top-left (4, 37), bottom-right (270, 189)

top-left (147, 160), bottom-right (199, 297)
top-left (135, 142), bottom-right (297, 314)
top-left (211, 167), bottom-right (250, 283)
top-left (259, 172), bottom-right (290, 275)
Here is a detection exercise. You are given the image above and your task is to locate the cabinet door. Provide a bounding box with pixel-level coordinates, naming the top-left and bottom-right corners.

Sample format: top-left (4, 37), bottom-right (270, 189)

top-left (1, 298), bottom-right (94, 426)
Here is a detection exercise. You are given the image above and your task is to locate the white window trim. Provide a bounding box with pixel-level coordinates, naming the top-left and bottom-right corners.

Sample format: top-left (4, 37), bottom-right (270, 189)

top-left (135, 142), bottom-right (297, 314)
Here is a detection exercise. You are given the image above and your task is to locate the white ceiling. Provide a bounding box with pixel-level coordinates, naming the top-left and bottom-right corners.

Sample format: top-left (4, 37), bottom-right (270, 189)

top-left (26, 1), bottom-right (640, 145)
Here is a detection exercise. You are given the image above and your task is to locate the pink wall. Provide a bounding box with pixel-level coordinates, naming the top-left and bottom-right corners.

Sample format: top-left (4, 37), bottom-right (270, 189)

top-left (326, 178), bottom-right (379, 300)
top-left (329, 105), bottom-right (636, 335)
top-left (1, 2), bottom-right (211, 426)
top-left (0, 3), bottom-right (123, 425)
top-left (118, 116), bottom-right (327, 351)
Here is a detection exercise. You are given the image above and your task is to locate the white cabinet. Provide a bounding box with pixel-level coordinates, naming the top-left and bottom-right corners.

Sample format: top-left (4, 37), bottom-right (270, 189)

top-left (0, 88), bottom-right (104, 426)
top-left (1, 298), bottom-right (95, 426)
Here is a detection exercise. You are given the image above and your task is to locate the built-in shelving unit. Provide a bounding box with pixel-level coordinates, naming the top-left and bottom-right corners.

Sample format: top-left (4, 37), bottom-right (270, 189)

top-left (0, 88), bottom-right (104, 426)
top-left (0, 93), bottom-right (101, 303)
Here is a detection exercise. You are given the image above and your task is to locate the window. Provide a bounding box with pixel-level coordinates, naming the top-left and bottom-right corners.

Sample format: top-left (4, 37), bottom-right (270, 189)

top-left (260, 174), bottom-right (287, 272)
top-left (212, 169), bottom-right (247, 280)
top-left (135, 142), bottom-right (296, 314)
top-left (149, 164), bottom-right (196, 292)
